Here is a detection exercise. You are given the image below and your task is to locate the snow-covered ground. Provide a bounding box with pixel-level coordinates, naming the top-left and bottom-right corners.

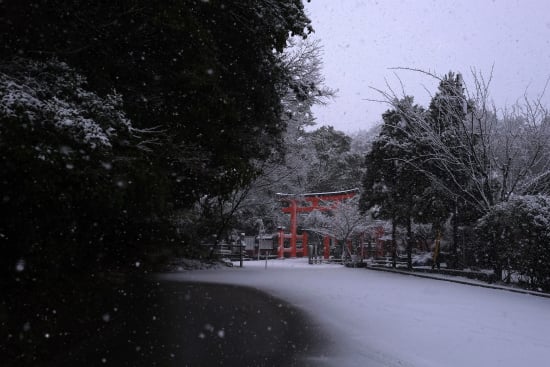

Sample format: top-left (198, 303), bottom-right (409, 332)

top-left (160, 258), bottom-right (550, 367)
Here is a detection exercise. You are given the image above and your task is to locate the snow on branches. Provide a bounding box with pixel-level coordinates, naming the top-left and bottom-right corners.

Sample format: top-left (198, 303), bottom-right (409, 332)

top-left (370, 69), bottom-right (550, 215)
top-left (0, 58), bottom-right (133, 156)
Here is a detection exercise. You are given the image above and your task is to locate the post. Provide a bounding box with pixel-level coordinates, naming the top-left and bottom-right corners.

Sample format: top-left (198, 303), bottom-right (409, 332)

top-left (302, 231), bottom-right (308, 257)
top-left (323, 235), bottom-right (330, 260)
top-left (290, 200), bottom-right (297, 257)
top-left (277, 226), bottom-right (284, 258)
top-left (240, 232), bottom-right (245, 268)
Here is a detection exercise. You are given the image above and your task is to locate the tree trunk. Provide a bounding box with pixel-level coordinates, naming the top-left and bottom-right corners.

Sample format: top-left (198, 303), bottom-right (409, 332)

top-left (406, 216), bottom-right (413, 270)
top-left (391, 219), bottom-right (397, 268)
top-left (450, 200), bottom-right (460, 269)
top-left (491, 232), bottom-right (502, 283)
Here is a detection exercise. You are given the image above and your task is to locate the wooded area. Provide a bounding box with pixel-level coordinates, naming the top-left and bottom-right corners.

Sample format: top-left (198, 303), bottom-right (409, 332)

top-left (361, 71), bottom-right (550, 289)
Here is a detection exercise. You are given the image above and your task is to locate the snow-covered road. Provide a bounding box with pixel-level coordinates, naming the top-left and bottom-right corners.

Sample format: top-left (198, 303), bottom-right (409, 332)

top-left (160, 259), bottom-right (550, 367)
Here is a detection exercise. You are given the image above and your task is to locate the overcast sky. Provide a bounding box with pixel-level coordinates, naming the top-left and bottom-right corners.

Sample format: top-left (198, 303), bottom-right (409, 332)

top-left (304, 0), bottom-right (550, 133)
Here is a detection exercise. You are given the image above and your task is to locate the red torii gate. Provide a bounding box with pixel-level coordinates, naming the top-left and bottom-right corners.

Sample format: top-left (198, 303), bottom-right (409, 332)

top-left (276, 189), bottom-right (358, 258)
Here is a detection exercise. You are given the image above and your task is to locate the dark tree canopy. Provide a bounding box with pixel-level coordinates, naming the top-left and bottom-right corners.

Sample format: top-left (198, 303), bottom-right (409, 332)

top-left (1, 5), bottom-right (312, 361)
top-left (1, 0), bottom-right (312, 207)
top-left (360, 97), bottom-right (433, 268)
top-left (361, 97), bottom-right (429, 221)
top-left (304, 126), bottom-right (363, 192)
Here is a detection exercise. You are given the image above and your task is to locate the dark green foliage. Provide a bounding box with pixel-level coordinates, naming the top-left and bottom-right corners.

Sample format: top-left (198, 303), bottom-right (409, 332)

top-left (363, 69), bottom-right (550, 278)
top-left (361, 98), bottom-right (427, 217)
top-left (428, 72), bottom-right (469, 133)
top-left (361, 97), bottom-right (430, 268)
top-left (0, 58), bottom-right (141, 274)
top-left (0, 0), bottom-right (311, 264)
top-left (476, 195), bottom-right (550, 290)
top-left (367, 74), bottom-right (480, 268)
top-left (305, 126), bottom-right (363, 192)
top-left (1, 2), bottom-right (312, 363)
top-left (1, 0), bottom-right (311, 206)
top-left (424, 73), bottom-right (480, 266)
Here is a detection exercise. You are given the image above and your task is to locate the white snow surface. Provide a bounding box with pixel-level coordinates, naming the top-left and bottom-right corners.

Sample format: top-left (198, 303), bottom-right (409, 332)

top-left (160, 258), bottom-right (550, 367)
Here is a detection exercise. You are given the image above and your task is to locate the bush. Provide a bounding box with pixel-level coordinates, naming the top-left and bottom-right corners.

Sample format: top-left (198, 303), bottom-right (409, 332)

top-left (476, 195), bottom-right (550, 290)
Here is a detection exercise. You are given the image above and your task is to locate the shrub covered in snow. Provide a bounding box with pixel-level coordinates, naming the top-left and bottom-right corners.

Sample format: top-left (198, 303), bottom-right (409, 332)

top-left (0, 58), bottom-right (141, 274)
top-left (476, 195), bottom-right (550, 290)
top-left (0, 57), bottom-right (133, 159)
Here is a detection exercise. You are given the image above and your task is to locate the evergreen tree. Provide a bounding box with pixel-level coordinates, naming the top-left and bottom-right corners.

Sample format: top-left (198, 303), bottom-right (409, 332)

top-left (371, 69), bottom-right (550, 272)
top-left (0, 58), bottom-right (143, 275)
top-left (0, 0), bottom-right (313, 263)
top-left (305, 126), bottom-right (363, 192)
top-left (361, 97), bottom-right (430, 268)
top-left (424, 72), bottom-right (478, 267)
top-left (0, 0), bottom-right (312, 208)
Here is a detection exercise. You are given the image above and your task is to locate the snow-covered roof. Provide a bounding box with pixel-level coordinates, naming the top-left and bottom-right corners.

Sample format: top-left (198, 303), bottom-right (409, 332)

top-left (275, 188), bottom-right (359, 198)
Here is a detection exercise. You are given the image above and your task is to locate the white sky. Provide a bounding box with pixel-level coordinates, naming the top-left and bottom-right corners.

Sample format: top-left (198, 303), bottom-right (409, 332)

top-left (163, 258), bottom-right (550, 367)
top-left (304, 0), bottom-right (550, 132)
